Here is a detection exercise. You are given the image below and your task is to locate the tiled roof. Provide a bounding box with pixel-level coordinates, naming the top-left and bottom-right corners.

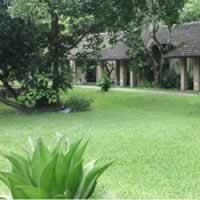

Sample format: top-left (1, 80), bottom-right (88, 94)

top-left (100, 41), bottom-right (129, 60)
top-left (69, 33), bottom-right (129, 60)
top-left (70, 21), bottom-right (200, 60)
top-left (143, 21), bottom-right (200, 58)
top-left (164, 42), bottom-right (200, 58)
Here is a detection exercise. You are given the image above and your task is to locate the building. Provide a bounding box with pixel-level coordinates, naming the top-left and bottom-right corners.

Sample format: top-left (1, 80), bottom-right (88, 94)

top-left (144, 21), bottom-right (200, 92)
top-left (69, 33), bottom-right (132, 87)
top-left (70, 21), bottom-right (200, 91)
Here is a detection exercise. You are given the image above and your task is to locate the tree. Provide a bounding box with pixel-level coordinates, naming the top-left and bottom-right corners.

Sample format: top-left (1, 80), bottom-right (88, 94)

top-left (125, 0), bottom-right (147, 85)
top-left (103, 0), bottom-right (185, 86)
top-left (0, 3), bottom-right (39, 110)
top-left (144, 0), bottom-right (185, 85)
top-left (0, 0), bottom-right (109, 110)
top-left (180, 0), bottom-right (200, 23)
top-left (102, 62), bottom-right (115, 79)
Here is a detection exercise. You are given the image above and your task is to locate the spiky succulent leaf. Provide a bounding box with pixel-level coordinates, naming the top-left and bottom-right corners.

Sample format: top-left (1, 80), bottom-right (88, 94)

top-left (52, 136), bottom-right (67, 157)
top-left (0, 175), bottom-right (28, 199)
top-left (22, 137), bottom-right (35, 161)
top-left (63, 139), bottom-right (82, 179)
top-left (54, 194), bottom-right (66, 199)
top-left (0, 137), bottom-right (112, 199)
top-left (75, 161), bottom-right (112, 199)
top-left (71, 140), bottom-right (89, 165)
top-left (7, 172), bottom-right (30, 186)
top-left (10, 187), bottom-right (28, 199)
top-left (31, 138), bottom-right (51, 186)
top-left (84, 163), bottom-right (112, 199)
top-left (66, 159), bottom-right (83, 196)
top-left (17, 186), bottom-right (48, 199)
top-left (55, 153), bottom-right (65, 194)
top-left (4, 153), bottom-right (31, 184)
top-left (0, 172), bottom-right (10, 188)
top-left (40, 156), bottom-right (57, 197)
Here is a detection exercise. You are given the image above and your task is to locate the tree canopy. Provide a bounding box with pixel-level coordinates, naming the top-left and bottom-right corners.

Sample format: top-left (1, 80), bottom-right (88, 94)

top-left (180, 0), bottom-right (200, 23)
top-left (103, 0), bottom-right (185, 85)
top-left (0, 0), bottom-right (110, 110)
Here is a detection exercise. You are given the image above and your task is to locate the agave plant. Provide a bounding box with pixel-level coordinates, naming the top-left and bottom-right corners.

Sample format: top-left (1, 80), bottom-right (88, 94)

top-left (0, 136), bottom-right (112, 199)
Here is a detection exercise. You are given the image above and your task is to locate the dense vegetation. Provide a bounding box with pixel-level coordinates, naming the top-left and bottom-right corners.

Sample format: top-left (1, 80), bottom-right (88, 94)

top-left (0, 0), bottom-right (196, 112)
top-left (180, 0), bottom-right (200, 23)
top-left (0, 0), bottom-right (107, 111)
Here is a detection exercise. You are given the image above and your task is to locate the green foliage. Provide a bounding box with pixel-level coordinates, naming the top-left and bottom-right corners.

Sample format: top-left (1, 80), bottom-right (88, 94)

top-left (64, 96), bottom-right (93, 112)
top-left (0, 7), bottom-right (38, 86)
top-left (9, 0), bottom-right (50, 25)
top-left (137, 80), bottom-right (154, 88)
top-left (0, 0), bottom-right (106, 110)
top-left (103, 0), bottom-right (185, 31)
top-left (0, 136), bottom-right (111, 199)
top-left (126, 26), bottom-right (146, 72)
top-left (104, 0), bottom-right (185, 86)
top-left (160, 68), bottom-right (180, 89)
top-left (180, 0), bottom-right (200, 23)
top-left (0, 4), bottom-right (44, 110)
top-left (98, 75), bottom-right (112, 92)
top-left (18, 73), bottom-right (60, 108)
top-left (145, 0), bottom-right (185, 26)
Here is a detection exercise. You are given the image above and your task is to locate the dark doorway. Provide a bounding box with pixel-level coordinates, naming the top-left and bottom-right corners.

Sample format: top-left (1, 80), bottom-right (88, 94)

top-left (116, 61), bottom-right (120, 85)
top-left (86, 60), bottom-right (97, 83)
top-left (126, 67), bottom-right (130, 86)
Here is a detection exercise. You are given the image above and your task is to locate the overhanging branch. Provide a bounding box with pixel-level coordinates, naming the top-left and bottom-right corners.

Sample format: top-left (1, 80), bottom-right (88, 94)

top-left (0, 96), bottom-right (26, 111)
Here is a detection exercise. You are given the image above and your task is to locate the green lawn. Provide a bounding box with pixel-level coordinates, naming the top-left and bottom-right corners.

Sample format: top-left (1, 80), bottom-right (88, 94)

top-left (1, 88), bottom-right (200, 198)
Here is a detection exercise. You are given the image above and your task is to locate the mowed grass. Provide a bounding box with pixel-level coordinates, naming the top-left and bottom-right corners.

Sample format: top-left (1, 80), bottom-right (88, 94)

top-left (1, 88), bottom-right (200, 198)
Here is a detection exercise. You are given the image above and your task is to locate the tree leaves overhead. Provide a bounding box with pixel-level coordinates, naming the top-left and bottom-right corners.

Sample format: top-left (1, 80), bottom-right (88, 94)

top-left (0, 0), bottom-right (110, 110)
top-left (180, 0), bottom-right (200, 23)
top-left (145, 0), bottom-right (185, 27)
top-left (9, 0), bottom-right (50, 25)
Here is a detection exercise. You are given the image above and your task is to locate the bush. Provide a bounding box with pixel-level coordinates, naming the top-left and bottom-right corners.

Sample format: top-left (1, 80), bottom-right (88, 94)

top-left (0, 136), bottom-right (112, 199)
top-left (18, 73), bottom-right (60, 109)
top-left (137, 81), bottom-right (154, 88)
top-left (98, 75), bottom-right (112, 92)
top-left (64, 96), bottom-right (93, 112)
top-left (160, 69), bottom-right (180, 89)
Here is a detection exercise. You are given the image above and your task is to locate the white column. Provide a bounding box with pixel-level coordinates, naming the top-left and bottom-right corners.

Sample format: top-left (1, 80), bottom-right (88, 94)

top-left (193, 57), bottom-right (200, 92)
top-left (119, 60), bottom-right (127, 87)
top-left (70, 60), bottom-right (76, 83)
top-left (80, 69), bottom-right (86, 84)
top-left (110, 61), bottom-right (117, 83)
top-left (76, 66), bottom-right (82, 84)
top-left (130, 69), bottom-right (136, 87)
top-left (96, 61), bottom-right (104, 82)
top-left (180, 58), bottom-right (188, 91)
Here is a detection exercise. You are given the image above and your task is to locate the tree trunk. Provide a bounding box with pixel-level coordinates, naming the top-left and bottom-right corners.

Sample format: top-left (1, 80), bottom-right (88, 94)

top-left (1, 80), bottom-right (18, 99)
top-left (48, 10), bottom-right (60, 103)
top-left (0, 96), bottom-right (28, 112)
top-left (154, 68), bottom-right (160, 85)
top-left (50, 13), bottom-right (59, 90)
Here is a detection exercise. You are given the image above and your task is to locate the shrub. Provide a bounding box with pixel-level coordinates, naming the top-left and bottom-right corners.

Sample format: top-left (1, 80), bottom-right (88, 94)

top-left (137, 81), bottom-right (154, 88)
top-left (98, 75), bottom-right (112, 92)
top-left (0, 137), bottom-right (111, 199)
top-left (160, 69), bottom-right (180, 89)
top-left (18, 73), bottom-right (60, 109)
top-left (64, 96), bottom-right (93, 112)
